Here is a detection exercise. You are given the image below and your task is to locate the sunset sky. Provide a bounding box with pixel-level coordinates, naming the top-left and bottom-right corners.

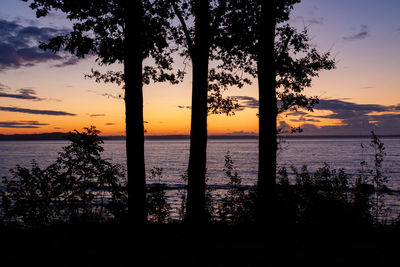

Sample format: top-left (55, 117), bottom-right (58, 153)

top-left (0, 0), bottom-right (399, 136)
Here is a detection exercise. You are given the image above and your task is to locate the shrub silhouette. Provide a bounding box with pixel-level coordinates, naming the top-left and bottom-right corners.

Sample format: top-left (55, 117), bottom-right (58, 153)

top-left (282, 164), bottom-right (367, 227)
top-left (218, 152), bottom-right (256, 224)
top-left (1, 126), bottom-right (127, 227)
top-left (1, 160), bottom-right (62, 227)
top-left (216, 132), bottom-right (388, 228)
top-left (146, 167), bottom-right (171, 224)
top-left (275, 133), bottom-right (389, 228)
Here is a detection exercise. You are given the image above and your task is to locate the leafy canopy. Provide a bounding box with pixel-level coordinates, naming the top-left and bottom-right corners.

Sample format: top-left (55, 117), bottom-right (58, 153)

top-left (23, 0), bottom-right (183, 85)
top-left (217, 0), bottom-right (335, 116)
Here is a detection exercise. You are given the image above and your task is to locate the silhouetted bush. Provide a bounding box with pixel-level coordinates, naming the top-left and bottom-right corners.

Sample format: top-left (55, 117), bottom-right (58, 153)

top-left (146, 167), bottom-right (171, 223)
top-left (1, 160), bottom-right (62, 227)
top-left (369, 131), bottom-right (390, 222)
top-left (217, 152), bottom-right (256, 224)
top-left (0, 126), bottom-right (127, 227)
top-left (177, 170), bottom-right (188, 221)
top-left (277, 132), bottom-right (391, 227)
top-left (278, 163), bottom-right (373, 228)
top-left (215, 132), bottom-right (389, 228)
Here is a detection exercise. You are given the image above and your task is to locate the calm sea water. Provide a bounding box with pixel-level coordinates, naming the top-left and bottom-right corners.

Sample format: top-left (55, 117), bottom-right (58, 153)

top-left (1, 137), bottom-right (400, 218)
top-left (1, 137), bottom-right (400, 188)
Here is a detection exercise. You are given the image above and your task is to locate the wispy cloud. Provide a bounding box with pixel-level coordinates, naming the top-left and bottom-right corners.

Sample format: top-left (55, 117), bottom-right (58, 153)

top-left (0, 106), bottom-right (76, 116)
top-left (235, 96), bottom-right (259, 110)
top-left (0, 83), bottom-right (61, 102)
top-left (53, 57), bottom-right (80, 68)
top-left (87, 90), bottom-right (122, 100)
top-left (0, 120), bottom-right (49, 128)
top-left (291, 16), bottom-right (324, 25)
top-left (89, 114), bottom-right (106, 117)
top-left (0, 88), bottom-right (44, 101)
top-left (177, 105), bottom-right (191, 109)
top-left (343, 25), bottom-right (370, 41)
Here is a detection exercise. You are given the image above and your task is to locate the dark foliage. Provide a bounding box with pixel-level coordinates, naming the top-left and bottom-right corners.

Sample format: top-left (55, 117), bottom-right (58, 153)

top-left (217, 0), bottom-right (336, 116)
top-left (169, 0), bottom-right (262, 225)
top-left (23, 0), bottom-right (182, 85)
top-left (1, 126), bottom-right (127, 227)
top-left (217, 152), bottom-right (256, 224)
top-left (214, 0), bottom-right (335, 224)
top-left (277, 164), bottom-right (372, 228)
top-left (214, 133), bottom-right (389, 228)
top-left (169, 0), bottom-right (251, 115)
top-left (146, 167), bottom-right (171, 224)
top-left (177, 169), bottom-right (216, 223)
top-left (22, 0), bottom-right (185, 226)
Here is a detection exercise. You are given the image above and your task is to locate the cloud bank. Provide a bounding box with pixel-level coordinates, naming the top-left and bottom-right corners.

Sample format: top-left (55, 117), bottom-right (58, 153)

top-left (0, 106), bottom-right (76, 116)
top-left (0, 87), bottom-right (44, 101)
top-left (287, 99), bottom-right (400, 135)
top-left (233, 94), bottom-right (400, 135)
top-left (234, 96), bottom-right (259, 110)
top-left (0, 19), bottom-right (78, 71)
top-left (0, 121), bottom-right (49, 128)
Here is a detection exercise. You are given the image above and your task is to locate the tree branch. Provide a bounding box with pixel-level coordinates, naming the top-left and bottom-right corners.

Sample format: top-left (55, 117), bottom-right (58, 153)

top-left (276, 30), bottom-right (293, 62)
top-left (170, 0), bottom-right (194, 55)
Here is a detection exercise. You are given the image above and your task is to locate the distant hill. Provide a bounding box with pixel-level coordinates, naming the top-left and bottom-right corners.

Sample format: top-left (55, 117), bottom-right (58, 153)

top-left (0, 132), bottom-right (69, 141)
top-left (0, 132), bottom-right (128, 141)
top-left (0, 133), bottom-right (257, 141)
top-left (1, 132), bottom-right (399, 141)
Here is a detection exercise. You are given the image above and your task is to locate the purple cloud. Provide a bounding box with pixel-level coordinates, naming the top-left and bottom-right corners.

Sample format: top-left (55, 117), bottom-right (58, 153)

top-left (0, 121), bottom-right (49, 128)
top-left (0, 106), bottom-right (76, 116)
top-left (0, 19), bottom-right (79, 71)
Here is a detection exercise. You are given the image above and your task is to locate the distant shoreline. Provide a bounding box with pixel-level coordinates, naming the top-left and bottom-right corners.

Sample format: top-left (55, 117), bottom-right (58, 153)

top-left (1, 132), bottom-right (400, 141)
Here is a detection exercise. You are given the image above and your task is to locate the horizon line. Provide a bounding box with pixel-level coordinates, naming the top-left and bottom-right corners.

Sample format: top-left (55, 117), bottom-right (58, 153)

top-left (1, 132), bottom-right (400, 141)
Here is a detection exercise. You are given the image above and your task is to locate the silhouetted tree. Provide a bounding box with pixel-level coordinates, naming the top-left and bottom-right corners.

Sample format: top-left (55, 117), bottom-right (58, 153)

top-left (173, 0), bottom-right (210, 225)
top-left (218, 0), bottom-right (335, 225)
top-left (23, 0), bottom-right (181, 226)
top-left (258, 9), bottom-right (335, 225)
top-left (256, 0), bottom-right (280, 226)
top-left (168, 0), bottom-right (251, 225)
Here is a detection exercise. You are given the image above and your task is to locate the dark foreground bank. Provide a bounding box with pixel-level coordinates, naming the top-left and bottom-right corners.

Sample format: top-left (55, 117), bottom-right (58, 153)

top-left (1, 223), bottom-right (400, 267)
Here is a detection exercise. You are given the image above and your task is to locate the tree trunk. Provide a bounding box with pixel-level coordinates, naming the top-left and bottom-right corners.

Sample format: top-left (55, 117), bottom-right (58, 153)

top-left (256, 1), bottom-right (278, 226)
top-left (185, 0), bottom-right (210, 226)
top-left (123, 0), bottom-right (146, 226)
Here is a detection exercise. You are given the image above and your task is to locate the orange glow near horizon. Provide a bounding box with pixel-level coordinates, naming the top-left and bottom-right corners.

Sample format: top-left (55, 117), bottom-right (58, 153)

top-left (281, 109), bottom-right (347, 129)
